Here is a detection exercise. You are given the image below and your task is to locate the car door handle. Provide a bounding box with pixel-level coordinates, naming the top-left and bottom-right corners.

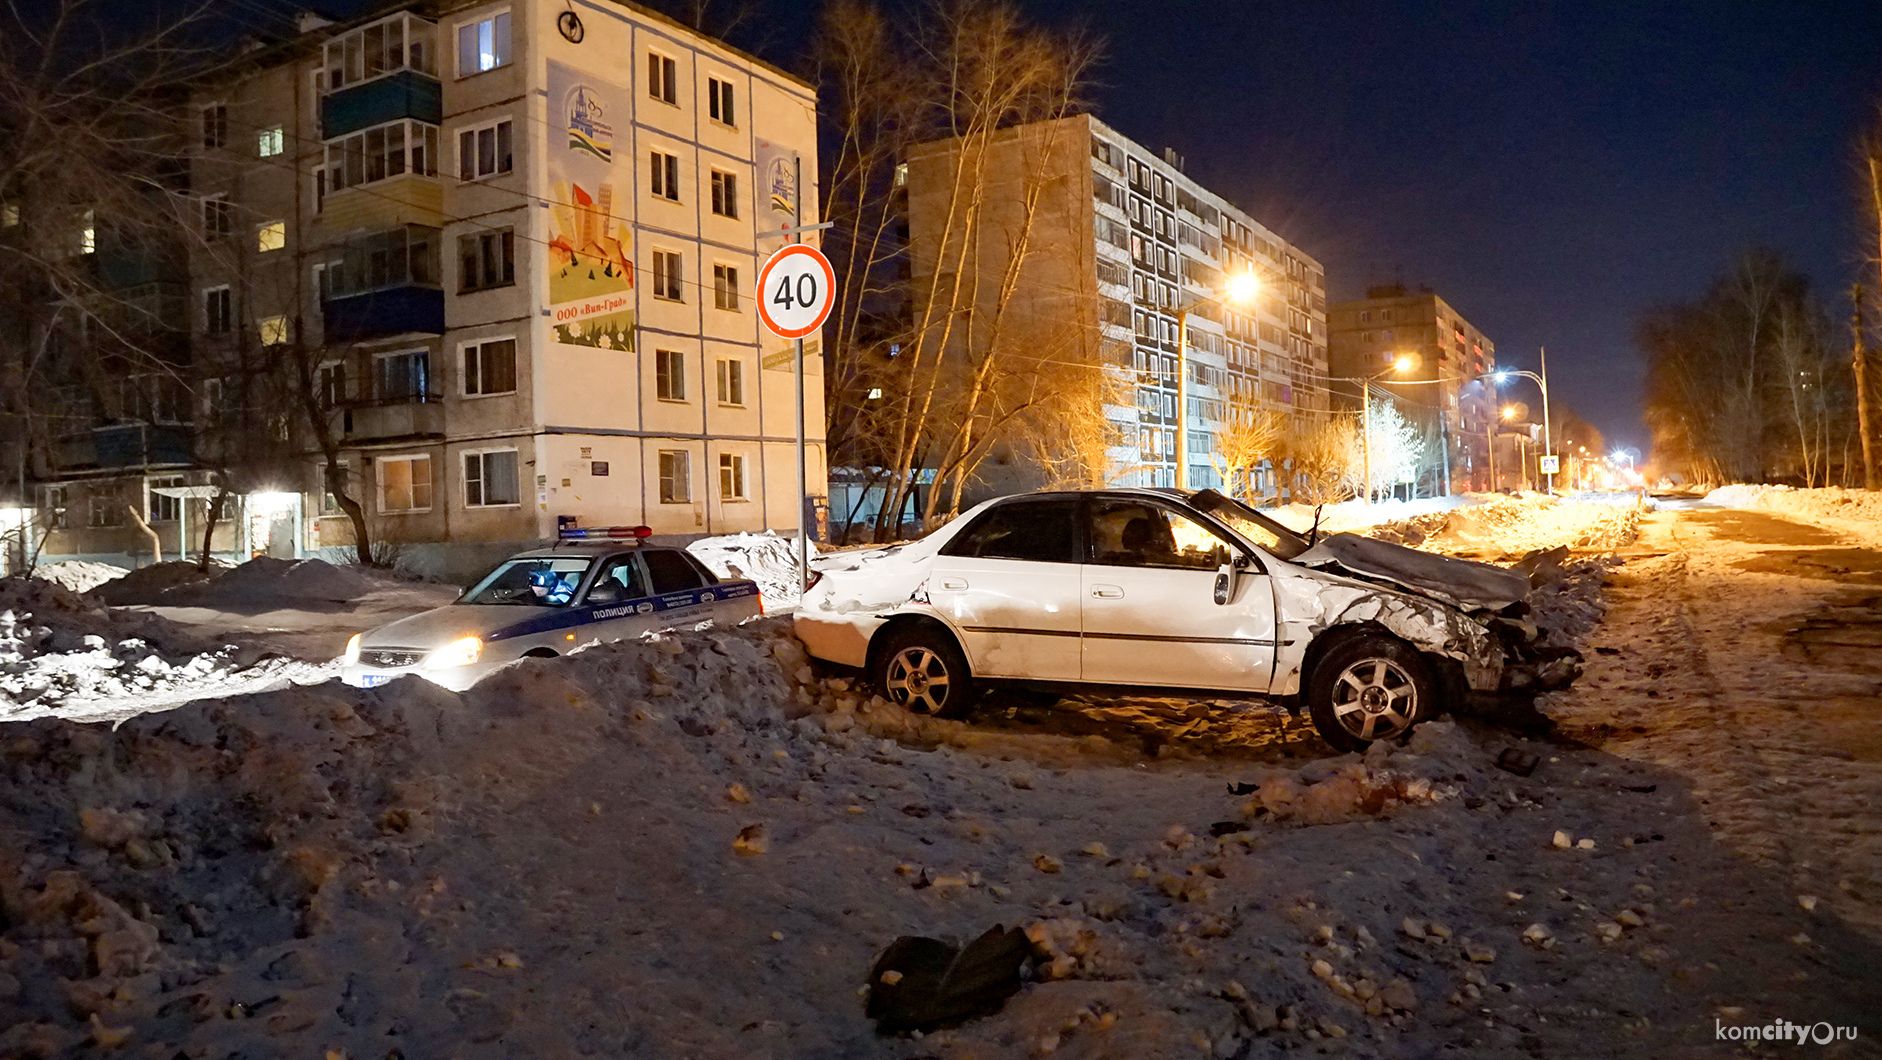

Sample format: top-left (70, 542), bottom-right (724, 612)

top-left (939, 577), bottom-right (968, 590)
top-left (1090, 584), bottom-right (1124, 599)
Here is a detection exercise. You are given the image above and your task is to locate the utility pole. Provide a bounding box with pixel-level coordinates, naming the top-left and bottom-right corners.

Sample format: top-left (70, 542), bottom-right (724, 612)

top-left (1856, 285), bottom-right (1877, 491)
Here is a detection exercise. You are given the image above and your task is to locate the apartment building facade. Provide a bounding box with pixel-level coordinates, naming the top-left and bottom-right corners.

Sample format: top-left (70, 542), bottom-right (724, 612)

top-left (26, 0), bottom-right (825, 578)
top-left (903, 113), bottom-right (1329, 502)
top-left (1327, 284), bottom-right (1498, 493)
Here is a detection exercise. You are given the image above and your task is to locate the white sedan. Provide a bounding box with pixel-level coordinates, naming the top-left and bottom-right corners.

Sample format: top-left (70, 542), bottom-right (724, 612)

top-left (795, 488), bottom-right (1555, 751)
top-left (342, 534), bottom-right (761, 692)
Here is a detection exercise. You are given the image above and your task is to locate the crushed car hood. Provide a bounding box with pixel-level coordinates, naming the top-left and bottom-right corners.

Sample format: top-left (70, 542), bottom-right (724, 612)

top-left (1293, 533), bottom-right (1531, 611)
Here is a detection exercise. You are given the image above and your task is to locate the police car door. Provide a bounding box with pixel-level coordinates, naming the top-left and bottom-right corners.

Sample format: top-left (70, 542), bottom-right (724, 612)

top-left (574, 552), bottom-right (657, 647)
top-left (642, 549), bottom-right (719, 626)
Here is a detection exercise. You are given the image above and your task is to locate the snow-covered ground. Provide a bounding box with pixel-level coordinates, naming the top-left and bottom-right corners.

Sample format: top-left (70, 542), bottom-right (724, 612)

top-left (2, 495), bottom-right (1872, 1056)
top-left (687, 530), bottom-right (816, 610)
top-left (29, 560), bottom-right (129, 594)
top-left (1703, 484), bottom-right (1882, 547)
top-left (1270, 491), bottom-right (1648, 557)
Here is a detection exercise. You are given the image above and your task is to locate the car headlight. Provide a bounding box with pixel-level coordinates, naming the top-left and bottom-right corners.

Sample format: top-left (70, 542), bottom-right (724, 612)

top-left (343, 633), bottom-right (362, 666)
top-left (426, 635), bottom-right (483, 669)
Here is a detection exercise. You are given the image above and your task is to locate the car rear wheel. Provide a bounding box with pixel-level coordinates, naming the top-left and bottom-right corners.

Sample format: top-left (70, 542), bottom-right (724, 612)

top-left (875, 627), bottom-right (978, 719)
top-left (1307, 634), bottom-right (1435, 753)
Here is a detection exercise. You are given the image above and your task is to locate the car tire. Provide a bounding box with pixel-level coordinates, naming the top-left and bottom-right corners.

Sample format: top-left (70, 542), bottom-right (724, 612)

top-left (875, 626), bottom-right (979, 719)
top-left (1307, 634), bottom-right (1436, 753)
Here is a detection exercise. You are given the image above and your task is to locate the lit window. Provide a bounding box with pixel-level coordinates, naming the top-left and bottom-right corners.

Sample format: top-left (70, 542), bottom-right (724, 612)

top-left (258, 315), bottom-right (289, 346)
top-left (378, 455), bottom-right (433, 512)
top-left (257, 220), bottom-right (286, 253)
top-left (79, 209), bottom-right (94, 255)
top-left (1, 204), bottom-right (16, 227)
top-left (456, 11), bottom-right (511, 76)
top-left (258, 126), bottom-right (284, 157)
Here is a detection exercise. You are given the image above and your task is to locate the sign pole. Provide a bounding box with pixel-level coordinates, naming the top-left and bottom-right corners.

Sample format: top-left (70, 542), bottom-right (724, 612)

top-left (793, 155), bottom-right (808, 596)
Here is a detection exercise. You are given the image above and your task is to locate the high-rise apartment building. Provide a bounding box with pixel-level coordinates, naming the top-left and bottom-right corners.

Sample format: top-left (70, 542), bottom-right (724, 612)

top-left (1327, 285), bottom-right (1497, 493)
top-left (903, 114), bottom-right (1328, 500)
top-left (25, 0), bottom-right (824, 577)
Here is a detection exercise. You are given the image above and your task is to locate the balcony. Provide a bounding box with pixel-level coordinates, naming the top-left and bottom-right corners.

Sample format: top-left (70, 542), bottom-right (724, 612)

top-left (54, 423), bottom-right (192, 472)
top-left (323, 70), bottom-right (442, 139)
top-left (343, 397), bottom-right (444, 442)
top-left (320, 225), bottom-right (443, 343)
top-left (323, 285), bottom-right (444, 343)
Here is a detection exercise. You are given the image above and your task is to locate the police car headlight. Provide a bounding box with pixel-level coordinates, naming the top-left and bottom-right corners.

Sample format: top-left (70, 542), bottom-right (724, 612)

top-left (427, 635), bottom-right (484, 669)
top-left (342, 633), bottom-right (362, 666)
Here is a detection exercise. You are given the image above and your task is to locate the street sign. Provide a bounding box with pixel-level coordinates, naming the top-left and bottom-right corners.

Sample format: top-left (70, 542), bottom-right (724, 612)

top-left (1538, 454), bottom-right (1560, 475)
top-left (756, 243), bottom-right (834, 339)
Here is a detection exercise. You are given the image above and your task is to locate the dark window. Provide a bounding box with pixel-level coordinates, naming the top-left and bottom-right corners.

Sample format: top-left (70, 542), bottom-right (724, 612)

top-left (941, 499), bottom-right (1079, 563)
top-left (645, 549), bottom-right (707, 593)
top-left (459, 228), bottom-right (515, 291)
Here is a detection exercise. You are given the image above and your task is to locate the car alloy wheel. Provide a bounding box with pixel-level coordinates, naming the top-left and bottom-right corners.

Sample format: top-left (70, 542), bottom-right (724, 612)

top-left (885, 645), bottom-right (954, 715)
top-left (1329, 657), bottom-right (1418, 742)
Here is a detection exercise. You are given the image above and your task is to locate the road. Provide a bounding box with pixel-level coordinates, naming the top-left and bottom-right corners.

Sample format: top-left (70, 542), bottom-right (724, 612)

top-left (1549, 504), bottom-right (1882, 940)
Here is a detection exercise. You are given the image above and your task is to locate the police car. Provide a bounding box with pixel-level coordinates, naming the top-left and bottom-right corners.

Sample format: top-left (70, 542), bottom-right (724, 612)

top-left (340, 526), bottom-right (762, 692)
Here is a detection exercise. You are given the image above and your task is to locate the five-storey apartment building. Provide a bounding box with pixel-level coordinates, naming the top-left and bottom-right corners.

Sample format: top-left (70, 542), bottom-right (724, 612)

top-left (179, 0), bottom-right (825, 577)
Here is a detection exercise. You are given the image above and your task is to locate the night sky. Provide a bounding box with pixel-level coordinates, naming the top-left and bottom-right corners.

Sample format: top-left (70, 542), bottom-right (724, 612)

top-left (1001, 0), bottom-right (1882, 456)
top-left (305, 0), bottom-right (1882, 454)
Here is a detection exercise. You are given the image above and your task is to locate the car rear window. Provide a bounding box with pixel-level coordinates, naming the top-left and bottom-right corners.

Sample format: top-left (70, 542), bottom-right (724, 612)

top-left (644, 549), bottom-right (708, 593)
top-left (941, 499), bottom-right (1079, 563)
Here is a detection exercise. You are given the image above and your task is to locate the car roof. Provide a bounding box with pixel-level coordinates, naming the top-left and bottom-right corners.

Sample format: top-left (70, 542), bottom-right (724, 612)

top-left (505, 542), bottom-right (685, 560)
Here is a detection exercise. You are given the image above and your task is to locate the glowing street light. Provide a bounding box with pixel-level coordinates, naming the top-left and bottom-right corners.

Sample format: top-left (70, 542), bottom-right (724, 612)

top-left (1174, 271), bottom-right (1260, 489)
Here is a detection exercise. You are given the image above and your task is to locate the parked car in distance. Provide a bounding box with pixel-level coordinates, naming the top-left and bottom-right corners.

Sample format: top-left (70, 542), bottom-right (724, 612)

top-left (794, 488), bottom-right (1549, 751)
top-left (341, 527), bottom-right (761, 692)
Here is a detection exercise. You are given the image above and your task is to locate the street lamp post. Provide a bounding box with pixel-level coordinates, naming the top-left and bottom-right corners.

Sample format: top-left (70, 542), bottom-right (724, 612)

top-left (1487, 352), bottom-right (1553, 493)
top-left (1174, 272), bottom-right (1259, 490)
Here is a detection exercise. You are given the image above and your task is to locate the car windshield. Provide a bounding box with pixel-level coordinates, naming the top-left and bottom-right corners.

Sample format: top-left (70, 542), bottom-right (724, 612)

top-left (459, 557), bottom-right (593, 606)
top-left (1187, 489), bottom-right (1313, 561)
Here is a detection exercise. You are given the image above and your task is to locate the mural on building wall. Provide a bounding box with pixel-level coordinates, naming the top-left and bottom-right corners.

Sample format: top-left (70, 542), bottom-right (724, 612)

top-left (547, 61), bottom-right (635, 351)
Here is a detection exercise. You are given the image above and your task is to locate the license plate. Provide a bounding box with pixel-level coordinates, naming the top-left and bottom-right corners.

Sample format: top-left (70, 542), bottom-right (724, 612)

top-left (359, 674), bottom-right (391, 688)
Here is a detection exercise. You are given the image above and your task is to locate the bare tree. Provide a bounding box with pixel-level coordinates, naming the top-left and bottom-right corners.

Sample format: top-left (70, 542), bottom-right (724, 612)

top-left (818, 0), bottom-right (1100, 539)
top-left (1208, 385), bottom-right (1284, 501)
top-left (1285, 414), bottom-right (1357, 507)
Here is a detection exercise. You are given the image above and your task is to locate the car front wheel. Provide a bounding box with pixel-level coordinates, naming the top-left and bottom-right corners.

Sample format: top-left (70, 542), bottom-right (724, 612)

top-left (875, 627), bottom-right (978, 719)
top-left (1307, 634), bottom-right (1436, 753)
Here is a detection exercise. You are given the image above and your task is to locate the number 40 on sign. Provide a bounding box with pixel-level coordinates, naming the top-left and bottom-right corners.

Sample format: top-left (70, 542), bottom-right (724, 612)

top-left (756, 243), bottom-right (835, 340)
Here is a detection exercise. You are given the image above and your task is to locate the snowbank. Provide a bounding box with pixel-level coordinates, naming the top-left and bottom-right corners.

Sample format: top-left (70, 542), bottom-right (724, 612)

top-left (1272, 492), bottom-right (1644, 557)
top-left (100, 557), bottom-right (372, 609)
top-left (0, 577), bottom-right (325, 724)
top-left (688, 530), bottom-right (816, 609)
top-left (1701, 484), bottom-right (1882, 546)
top-left (30, 560), bottom-right (128, 595)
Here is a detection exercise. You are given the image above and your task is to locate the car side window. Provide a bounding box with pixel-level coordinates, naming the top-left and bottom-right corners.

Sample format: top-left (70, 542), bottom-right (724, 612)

top-left (583, 555), bottom-right (647, 604)
top-left (645, 549), bottom-right (708, 593)
top-left (939, 499), bottom-right (1079, 563)
top-left (1087, 500), bottom-right (1231, 571)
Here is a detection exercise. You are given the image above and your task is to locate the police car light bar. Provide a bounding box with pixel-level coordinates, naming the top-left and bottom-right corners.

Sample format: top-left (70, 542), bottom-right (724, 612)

top-left (557, 525), bottom-right (654, 541)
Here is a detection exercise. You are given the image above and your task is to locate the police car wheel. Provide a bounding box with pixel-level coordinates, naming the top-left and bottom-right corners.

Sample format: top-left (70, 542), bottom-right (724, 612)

top-left (875, 627), bottom-right (978, 719)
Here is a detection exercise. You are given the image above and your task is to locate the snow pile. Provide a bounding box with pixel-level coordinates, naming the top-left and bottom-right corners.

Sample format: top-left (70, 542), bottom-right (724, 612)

top-left (101, 557), bottom-right (369, 609)
top-left (1362, 493), bottom-right (1643, 556)
top-left (688, 531), bottom-right (816, 608)
top-left (30, 560), bottom-right (128, 594)
top-left (0, 577), bottom-right (324, 723)
top-left (93, 560), bottom-right (225, 606)
top-left (1702, 484), bottom-right (1882, 543)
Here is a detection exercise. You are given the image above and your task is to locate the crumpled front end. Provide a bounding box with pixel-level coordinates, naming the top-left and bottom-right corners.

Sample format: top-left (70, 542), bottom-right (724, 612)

top-left (1270, 568), bottom-right (1506, 695)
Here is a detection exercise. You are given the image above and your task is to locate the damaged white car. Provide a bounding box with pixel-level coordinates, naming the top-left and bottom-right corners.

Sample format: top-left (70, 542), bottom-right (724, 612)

top-left (794, 488), bottom-right (1578, 751)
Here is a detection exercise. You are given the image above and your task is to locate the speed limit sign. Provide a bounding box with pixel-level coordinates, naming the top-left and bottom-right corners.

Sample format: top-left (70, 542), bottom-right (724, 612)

top-left (756, 243), bottom-right (835, 339)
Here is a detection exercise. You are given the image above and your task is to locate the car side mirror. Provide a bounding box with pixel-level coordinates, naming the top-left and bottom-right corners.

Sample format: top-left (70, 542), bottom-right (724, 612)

top-left (1213, 560), bottom-right (1236, 605)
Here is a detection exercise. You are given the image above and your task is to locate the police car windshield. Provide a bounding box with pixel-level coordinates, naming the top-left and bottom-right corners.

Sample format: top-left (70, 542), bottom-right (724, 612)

top-left (460, 557), bottom-right (592, 606)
